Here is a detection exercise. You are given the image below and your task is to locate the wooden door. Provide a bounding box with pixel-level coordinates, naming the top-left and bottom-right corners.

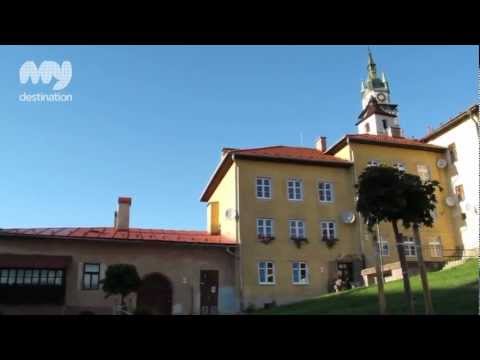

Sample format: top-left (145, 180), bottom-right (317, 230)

top-left (200, 270), bottom-right (219, 315)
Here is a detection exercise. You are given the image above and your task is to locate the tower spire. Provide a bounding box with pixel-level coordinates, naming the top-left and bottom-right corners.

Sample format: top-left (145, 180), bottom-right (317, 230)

top-left (367, 47), bottom-right (377, 79)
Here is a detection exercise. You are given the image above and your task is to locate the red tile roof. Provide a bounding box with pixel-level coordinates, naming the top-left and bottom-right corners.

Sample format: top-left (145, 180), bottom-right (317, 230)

top-left (230, 146), bottom-right (353, 164)
top-left (0, 227), bottom-right (236, 246)
top-left (200, 145), bottom-right (352, 202)
top-left (326, 133), bottom-right (446, 155)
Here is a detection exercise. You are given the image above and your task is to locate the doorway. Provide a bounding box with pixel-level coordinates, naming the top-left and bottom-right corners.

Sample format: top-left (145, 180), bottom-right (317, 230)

top-left (200, 270), bottom-right (219, 315)
top-left (337, 262), bottom-right (353, 289)
top-left (136, 273), bottom-right (172, 315)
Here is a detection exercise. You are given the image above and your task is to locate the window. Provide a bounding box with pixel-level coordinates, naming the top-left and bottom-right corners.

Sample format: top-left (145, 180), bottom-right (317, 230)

top-left (82, 263), bottom-right (101, 290)
top-left (0, 268), bottom-right (63, 287)
top-left (0, 269), bottom-right (8, 284)
top-left (367, 160), bottom-right (380, 167)
top-left (403, 237), bottom-right (417, 258)
top-left (382, 119), bottom-right (388, 130)
top-left (393, 161), bottom-right (406, 172)
top-left (430, 238), bottom-right (443, 258)
top-left (287, 179), bottom-right (303, 201)
top-left (256, 177), bottom-right (272, 199)
top-left (448, 143), bottom-right (457, 163)
top-left (318, 182), bottom-right (334, 202)
top-left (258, 261), bottom-right (275, 285)
top-left (376, 238), bottom-right (389, 256)
top-left (417, 164), bottom-right (430, 181)
top-left (455, 184), bottom-right (465, 202)
top-left (289, 220), bottom-right (305, 239)
top-left (256, 218), bottom-right (273, 238)
top-left (320, 221), bottom-right (336, 240)
top-left (292, 262), bottom-right (309, 285)
top-left (365, 123), bottom-right (370, 133)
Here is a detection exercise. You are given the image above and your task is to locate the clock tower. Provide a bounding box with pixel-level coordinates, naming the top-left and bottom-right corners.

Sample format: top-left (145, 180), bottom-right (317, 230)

top-left (361, 49), bottom-right (391, 108)
top-left (357, 49), bottom-right (402, 137)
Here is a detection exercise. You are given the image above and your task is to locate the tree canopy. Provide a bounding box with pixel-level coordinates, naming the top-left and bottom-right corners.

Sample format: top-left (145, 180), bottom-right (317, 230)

top-left (355, 165), bottom-right (441, 231)
top-left (101, 264), bottom-right (141, 301)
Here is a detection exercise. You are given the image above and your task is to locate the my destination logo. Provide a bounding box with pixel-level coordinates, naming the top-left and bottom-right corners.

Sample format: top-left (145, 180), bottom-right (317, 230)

top-left (18, 60), bottom-right (73, 103)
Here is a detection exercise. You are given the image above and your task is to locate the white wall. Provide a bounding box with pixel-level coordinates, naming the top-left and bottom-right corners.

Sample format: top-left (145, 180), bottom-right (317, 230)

top-left (427, 116), bottom-right (479, 252)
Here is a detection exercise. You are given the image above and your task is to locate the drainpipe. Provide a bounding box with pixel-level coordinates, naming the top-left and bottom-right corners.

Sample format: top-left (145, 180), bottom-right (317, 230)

top-left (233, 155), bottom-right (244, 313)
top-left (347, 137), bottom-right (365, 258)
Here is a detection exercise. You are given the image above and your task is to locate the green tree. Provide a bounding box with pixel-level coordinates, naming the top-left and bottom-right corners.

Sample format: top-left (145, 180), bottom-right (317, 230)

top-left (399, 172), bottom-right (442, 314)
top-left (356, 165), bottom-right (415, 314)
top-left (101, 264), bottom-right (141, 313)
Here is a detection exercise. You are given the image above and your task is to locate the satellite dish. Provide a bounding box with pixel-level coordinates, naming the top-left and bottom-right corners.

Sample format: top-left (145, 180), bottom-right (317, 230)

top-left (225, 208), bottom-right (237, 220)
top-left (437, 159), bottom-right (447, 169)
top-left (341, 211), bottom-right (356, 224)
top-left (445, 196), bottom-right (457, 207)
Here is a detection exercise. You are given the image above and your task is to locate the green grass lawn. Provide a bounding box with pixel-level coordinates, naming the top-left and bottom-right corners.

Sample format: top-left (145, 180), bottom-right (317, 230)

top-left (256, 259), bottom-right (478, 315)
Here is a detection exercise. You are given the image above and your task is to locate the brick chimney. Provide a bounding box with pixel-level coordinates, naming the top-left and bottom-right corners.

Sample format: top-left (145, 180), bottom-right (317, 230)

top-left (115, 197), bottom-right (131, 230)
top-left (315, 137), bottom-right (327, 152)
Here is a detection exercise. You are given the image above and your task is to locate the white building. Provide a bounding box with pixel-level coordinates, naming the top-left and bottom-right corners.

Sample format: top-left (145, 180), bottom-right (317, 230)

top-left (422, 104), bottom-right (479, 256)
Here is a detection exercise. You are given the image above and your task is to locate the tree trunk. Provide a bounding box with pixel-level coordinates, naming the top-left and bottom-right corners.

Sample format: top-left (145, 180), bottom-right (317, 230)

top-left (413, 224), bottom-right (434, 314)
top-left (373, 234), bottom-right (387, 314)
top-left (392, 220), bottom-right (415, 314)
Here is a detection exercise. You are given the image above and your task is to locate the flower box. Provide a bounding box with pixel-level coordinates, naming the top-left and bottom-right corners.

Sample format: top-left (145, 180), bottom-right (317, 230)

top-left (322, 236), bottom-right (339, 248)
top-left (257, 235), bottom-right (275, 244)
top-left (290, 236), bottom-right (309, 248)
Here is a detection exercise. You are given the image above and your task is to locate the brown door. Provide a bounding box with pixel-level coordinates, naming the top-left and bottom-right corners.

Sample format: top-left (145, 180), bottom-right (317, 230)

top-left (136, 273), bottom-right (172, 315)
top-left (200, 270), bottom-right (219, 315)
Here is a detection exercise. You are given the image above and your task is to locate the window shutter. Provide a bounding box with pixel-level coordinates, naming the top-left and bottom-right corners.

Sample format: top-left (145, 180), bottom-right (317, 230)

top-left (100, 263), bottom-right (107, 282)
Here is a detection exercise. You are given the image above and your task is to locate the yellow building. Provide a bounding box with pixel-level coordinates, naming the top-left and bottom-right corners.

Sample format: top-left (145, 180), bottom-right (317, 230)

top-left (201, 50), bottom-right (462, 310)
top-left (201, 145), bottom-right (362, 309)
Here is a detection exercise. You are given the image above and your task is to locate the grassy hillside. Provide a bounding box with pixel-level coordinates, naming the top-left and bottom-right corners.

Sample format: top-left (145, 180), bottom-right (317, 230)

top-left (256, 259), bottom-right (478, 315)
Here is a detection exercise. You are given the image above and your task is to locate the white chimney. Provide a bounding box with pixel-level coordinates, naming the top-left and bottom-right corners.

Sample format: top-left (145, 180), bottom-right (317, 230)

top-left (115, 197), bottom-right (131, 230)
top-left (315, 136), bottom-right (327, 152)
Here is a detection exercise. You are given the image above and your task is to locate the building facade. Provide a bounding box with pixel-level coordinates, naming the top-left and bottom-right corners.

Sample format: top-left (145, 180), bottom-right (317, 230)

top-left (0, 198), bottom-right (237, 315)
top-left (421, 105), bottom-right (479, 256)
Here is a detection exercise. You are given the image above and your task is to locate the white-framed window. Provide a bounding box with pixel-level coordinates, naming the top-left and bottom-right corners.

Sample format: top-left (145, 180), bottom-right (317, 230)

top-left (318, 182), bottom-right (334, 202)
top-left (320, 221), bottom-right (336, 240)
top-left (416, 164), bottom-right (430, 181)
top-left (376, 237), bottom-right (389, 256)
top-left (258, 261), bottom-right (275, 285)
top-left (82, 263), bottom-right (101, 290)
top-left (256, 218), bottom-right (274, 237)
top-left (403, 237), bottom-right (417, 258)
top-left (430, 238), bottom-right (443, 258)
top-left (287, 179), bottom-right (303, 201)
top-left (256, 177), bottom-right (272, 199)
top-left (0, 268), bottom-right (64, 287)
top-left (289, 220), bottom-right (305, 239)
top-left (292, 262), bottom-right (309, 285)
top-left (367, 160), bottom-right (380, 167)
top-left (393, 161), bottom-right (406, 172)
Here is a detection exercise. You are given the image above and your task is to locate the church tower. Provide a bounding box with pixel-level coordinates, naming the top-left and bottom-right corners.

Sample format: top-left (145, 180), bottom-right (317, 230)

top-left (357, 49), bottom-right (402, 137)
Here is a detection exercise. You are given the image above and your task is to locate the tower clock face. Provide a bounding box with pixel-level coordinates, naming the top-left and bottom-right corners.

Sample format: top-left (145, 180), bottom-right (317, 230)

top-left (377, 93), bottom-right (386, 102)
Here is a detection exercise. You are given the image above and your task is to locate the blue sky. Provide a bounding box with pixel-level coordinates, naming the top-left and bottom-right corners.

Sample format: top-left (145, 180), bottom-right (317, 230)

top-left (0, 45), bottom-right (477, 230)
